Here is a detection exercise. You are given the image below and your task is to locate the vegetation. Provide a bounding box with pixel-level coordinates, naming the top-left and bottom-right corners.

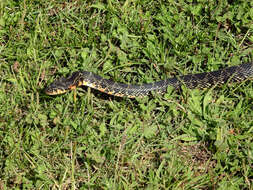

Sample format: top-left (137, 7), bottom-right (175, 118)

top-left (0, 0), bottom-right (252, 189)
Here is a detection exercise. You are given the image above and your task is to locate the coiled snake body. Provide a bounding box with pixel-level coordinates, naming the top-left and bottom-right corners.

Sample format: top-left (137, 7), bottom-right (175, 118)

top-left (45, 62), bottom-right (253, 98)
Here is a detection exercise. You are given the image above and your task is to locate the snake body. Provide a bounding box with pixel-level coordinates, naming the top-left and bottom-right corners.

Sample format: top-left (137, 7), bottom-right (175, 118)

top-left (45, 62), bottom-right (253, 98)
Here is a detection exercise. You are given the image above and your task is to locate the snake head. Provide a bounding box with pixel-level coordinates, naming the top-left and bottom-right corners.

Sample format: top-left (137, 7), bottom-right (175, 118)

top-left (44, 72), bottom-right (82, 95)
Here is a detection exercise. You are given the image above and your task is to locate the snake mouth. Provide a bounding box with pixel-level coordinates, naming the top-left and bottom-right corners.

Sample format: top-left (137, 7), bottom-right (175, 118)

top-left (44, 83), bottom-right (78, 95)
top-left (44, 88), bottom-right (67, 95)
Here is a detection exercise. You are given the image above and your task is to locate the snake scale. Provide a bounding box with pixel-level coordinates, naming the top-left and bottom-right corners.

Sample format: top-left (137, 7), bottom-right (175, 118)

top-left (45, 62), bottom-right (253, 98)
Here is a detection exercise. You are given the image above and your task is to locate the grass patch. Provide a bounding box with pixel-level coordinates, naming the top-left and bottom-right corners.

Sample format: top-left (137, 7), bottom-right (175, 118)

top-left (0, 0), bottom-right (252, 189)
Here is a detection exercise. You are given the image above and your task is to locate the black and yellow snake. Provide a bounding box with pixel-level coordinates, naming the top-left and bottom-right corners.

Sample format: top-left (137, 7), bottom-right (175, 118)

top-left (45, 62), bottom-right (253, 98)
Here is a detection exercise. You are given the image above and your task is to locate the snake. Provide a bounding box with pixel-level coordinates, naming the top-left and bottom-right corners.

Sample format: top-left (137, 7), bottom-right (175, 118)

top-left (45, 62), bottom-right (253, 98)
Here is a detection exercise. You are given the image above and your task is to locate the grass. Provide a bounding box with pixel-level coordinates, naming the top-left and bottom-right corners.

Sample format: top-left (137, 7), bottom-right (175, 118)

top-left (0, 0), bottom-right (253, 189)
